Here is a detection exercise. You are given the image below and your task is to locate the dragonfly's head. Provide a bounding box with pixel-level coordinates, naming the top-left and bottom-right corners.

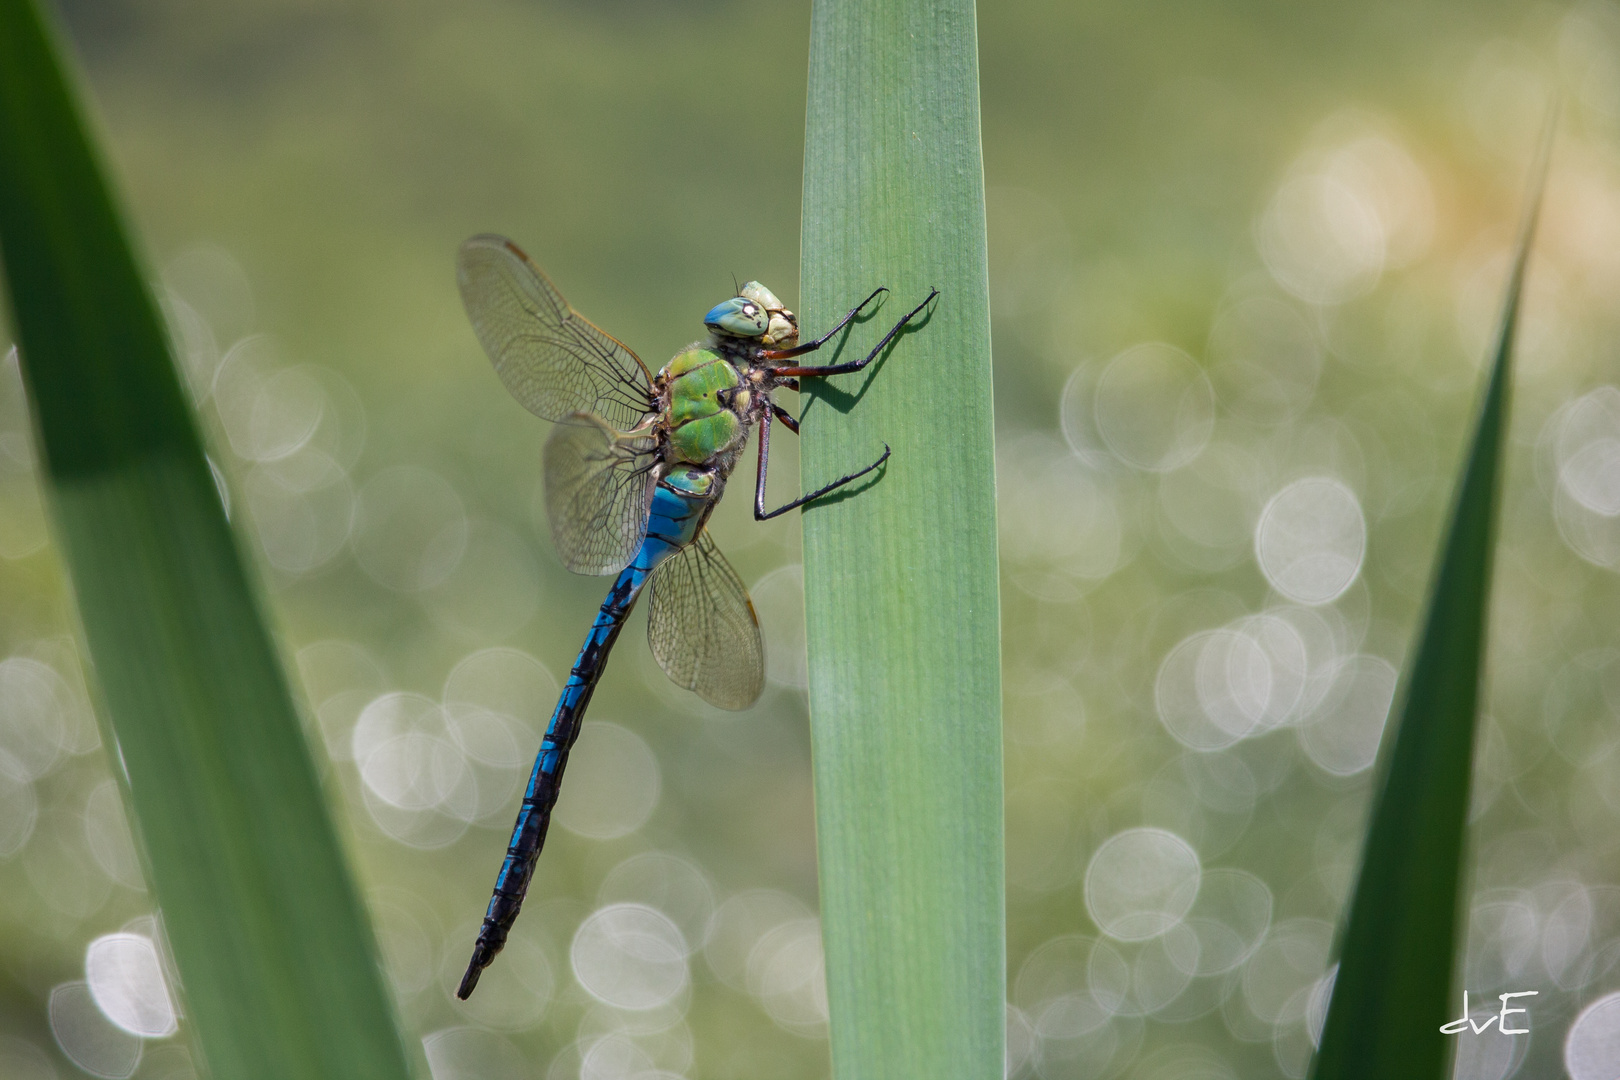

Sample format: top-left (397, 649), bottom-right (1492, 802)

top-left (705, 283), bottom-right (799, 348)
top-left (740, 281), bottom-right (798, 348)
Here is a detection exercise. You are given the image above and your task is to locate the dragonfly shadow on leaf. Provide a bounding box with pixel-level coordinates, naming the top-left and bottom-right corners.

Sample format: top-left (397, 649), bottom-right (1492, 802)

top-left (797, 450), bottom-right (891, 515)
top-left (801, 291), bottom-right (938, 418)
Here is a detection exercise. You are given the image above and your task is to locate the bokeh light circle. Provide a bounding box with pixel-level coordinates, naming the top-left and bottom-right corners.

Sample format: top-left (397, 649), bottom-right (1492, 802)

top-left (422, 1028), bottom-right (527, 1080)
top-left (1255, 478), bottom-right (1366, 604)
top-left (999, 433), bottom-right (1123, 596)
top-left (1299, 655), bottom-right (1397, 776)
top-left (442, 648), bottom-right (555, 822)
top-left (1157, 633), bottom-right (1245, 752)
top-left (1258, 172), bottom-right (1385, 304)
top-left (84, 934), bottom-right (177, 1038)
top-left (1566, 991), bottom-right (1620, 1080)
top-left (1093, 344), bottom-right (1215, 472)
top-left (49, 982), bottom-right (141, 1079)
top-left (351, 692), bottom-right (477, 846)
top-left (599, 852), bottom-right (716, 951)
top-left (0, 657), bottom-right (74, 780)
top-left (746, 917), bottom-right (828, 1036)
top-left (1157, 442), bottom-right (1265, 569)
top-left (84, 781), bottom-right (144, 890)
top-left (1182, 868), bottom-right (1273, 975)
top-left (570, 903), bottom-right (689, 1011)
top-left (356, 707), bottom-right (465, 812)
top-left (1240, 918), bottom-right (1333, 1026)
top-left (1006, 1004), bottom-right (1037, 1079)
top-left (1085, 828), bottom-right (1202, 941)
top-left (704, 890), bottom-right (814, 994)
top-left (1155, 620), bottom-right (1309, 752)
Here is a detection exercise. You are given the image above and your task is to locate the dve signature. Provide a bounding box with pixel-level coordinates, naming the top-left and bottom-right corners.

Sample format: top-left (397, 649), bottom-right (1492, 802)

top-left (1439, 990), bottom-right (1537, 1035)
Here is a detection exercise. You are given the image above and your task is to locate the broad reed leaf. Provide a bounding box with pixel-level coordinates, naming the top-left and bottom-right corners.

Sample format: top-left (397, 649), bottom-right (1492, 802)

top-left (799, 2), bottom-right (1004, 1077)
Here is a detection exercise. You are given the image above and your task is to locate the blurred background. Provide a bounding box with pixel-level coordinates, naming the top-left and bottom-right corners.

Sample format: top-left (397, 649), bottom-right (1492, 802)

top-left (2, 0), bottom-right (1619, 1077)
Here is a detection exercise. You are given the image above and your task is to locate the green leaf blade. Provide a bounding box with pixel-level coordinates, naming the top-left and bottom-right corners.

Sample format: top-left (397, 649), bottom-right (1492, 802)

top-left (1309, 124), bottom-right (1554, 1080)
top-left (0, 4), bottom-right (411, 1079)
top-left (800, 3), bottom-right (1003, 1078)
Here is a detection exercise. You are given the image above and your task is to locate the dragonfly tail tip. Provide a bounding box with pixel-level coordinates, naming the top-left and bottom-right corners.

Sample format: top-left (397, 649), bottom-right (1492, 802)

top-left (456, 951), bottom-right (489, 1000)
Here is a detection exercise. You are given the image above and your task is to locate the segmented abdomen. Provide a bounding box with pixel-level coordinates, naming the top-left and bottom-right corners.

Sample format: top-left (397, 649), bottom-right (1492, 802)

top-left (456, 475), bottom-right (712, 999)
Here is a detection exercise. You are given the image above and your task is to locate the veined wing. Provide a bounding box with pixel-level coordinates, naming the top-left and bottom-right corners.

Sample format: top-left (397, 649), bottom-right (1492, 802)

top-left (647, 531), bottom-right (764, 710)
top-left (543, 413), bottom-right (658, 576)
top-left (458, 234), bottom-right (656, 432)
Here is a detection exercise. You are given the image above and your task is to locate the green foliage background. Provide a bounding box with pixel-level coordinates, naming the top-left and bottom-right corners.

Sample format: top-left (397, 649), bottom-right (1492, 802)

top-left (1, 1), bottom-right (1617, 1079)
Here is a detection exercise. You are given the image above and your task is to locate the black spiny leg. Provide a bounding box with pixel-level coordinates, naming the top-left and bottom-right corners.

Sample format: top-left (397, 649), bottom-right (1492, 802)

top-left (770, 288), bottom-right (938, 377)
top-left (754, 400), bottom-right (888, 521)
top-left (770, 399), bottom-right (799, 433)
top-left (763, 287), bottom-right (888, 360)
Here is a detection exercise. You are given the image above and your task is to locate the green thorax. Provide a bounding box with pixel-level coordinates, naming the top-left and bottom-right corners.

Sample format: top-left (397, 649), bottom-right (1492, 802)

top-left (663, 347), bottom-right (745, 464)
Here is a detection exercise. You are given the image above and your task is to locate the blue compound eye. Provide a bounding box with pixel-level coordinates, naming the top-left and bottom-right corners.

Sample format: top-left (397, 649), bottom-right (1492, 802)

top-left (704, 296), bottom-right (769, 338)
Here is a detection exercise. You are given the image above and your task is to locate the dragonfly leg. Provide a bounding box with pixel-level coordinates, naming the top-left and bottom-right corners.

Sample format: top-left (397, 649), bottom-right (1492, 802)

top-left (717, 385), bottom-right (793, 428)
top-left (763, 287), bottom-right (887, 360)
top-left (755, 408), bottom-right (890, 521)
top-left (771, 399), bottom-right (800, 434)
top-left (752, 407), bottom-right (772, 518)
top-left (771, 288), bottom-right (938, 378)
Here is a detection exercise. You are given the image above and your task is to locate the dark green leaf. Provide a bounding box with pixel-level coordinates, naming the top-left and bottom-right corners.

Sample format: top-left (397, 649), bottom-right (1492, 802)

top-left (0, 3), bottom-right (411, 1077)
top-left (1309, 117), bottom-right (1556, 1080)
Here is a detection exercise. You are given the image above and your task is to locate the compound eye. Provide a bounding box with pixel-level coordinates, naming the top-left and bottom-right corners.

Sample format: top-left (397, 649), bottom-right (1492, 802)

top-left (703, 296), bottom-right (769, 338)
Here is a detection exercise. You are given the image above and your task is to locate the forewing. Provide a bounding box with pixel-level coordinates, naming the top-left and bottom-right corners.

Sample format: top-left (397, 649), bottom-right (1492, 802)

top-left (647, 531), bottom-right (764, 710)
top-left (458, 234), bottom-right (656, 432)
top-left (543, 413), bottom-right (657, 576)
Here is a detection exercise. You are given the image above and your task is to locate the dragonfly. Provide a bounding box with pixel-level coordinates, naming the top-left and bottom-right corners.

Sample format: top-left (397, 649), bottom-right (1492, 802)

top-left (453, 234), bottom-right (935, 998)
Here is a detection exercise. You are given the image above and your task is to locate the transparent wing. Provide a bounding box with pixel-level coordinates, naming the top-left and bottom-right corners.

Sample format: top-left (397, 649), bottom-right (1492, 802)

top-left (647, 531), bottom-right (765, 710)
top-left (458, 234), bottom-right (657, 432)
top-left (543, 413), bottom-right (658, 576)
